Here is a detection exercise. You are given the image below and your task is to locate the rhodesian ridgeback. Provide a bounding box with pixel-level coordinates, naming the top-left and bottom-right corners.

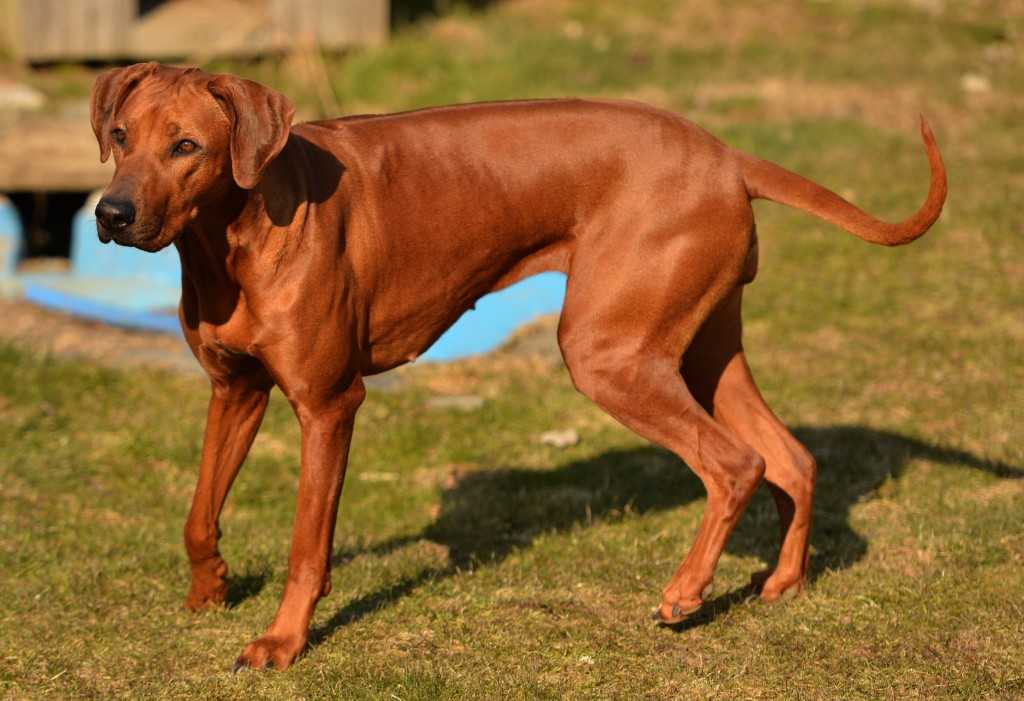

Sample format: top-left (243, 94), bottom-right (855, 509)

top-left (89, 63), bottom-right (946, 670)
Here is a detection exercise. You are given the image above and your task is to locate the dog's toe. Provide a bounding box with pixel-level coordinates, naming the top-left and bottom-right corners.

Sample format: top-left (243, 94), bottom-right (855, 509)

top-left (750, 570), bottom-right (805, 602)
top-left (650, 600), bottom-right (702, 626)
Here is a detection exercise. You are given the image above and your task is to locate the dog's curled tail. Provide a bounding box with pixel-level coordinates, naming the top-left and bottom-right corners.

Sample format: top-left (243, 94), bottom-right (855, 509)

top-left (739, 116), bottom-right (947, 246)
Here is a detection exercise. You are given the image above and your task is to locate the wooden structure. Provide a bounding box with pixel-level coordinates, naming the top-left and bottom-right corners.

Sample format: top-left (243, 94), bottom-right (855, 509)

top-left (1, 0), bottom-right (389, 63)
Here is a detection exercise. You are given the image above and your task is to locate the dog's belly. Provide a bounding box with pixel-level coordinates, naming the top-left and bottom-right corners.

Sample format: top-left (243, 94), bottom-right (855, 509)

top-left (360, 240), bottom-right (570, 373)
top-left (740, 227), bottom-right (758, 284)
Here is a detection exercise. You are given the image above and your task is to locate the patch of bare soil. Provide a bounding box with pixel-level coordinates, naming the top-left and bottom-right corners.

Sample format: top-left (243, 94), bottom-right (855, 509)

top-left (0, 299), bottom-right (198, 375)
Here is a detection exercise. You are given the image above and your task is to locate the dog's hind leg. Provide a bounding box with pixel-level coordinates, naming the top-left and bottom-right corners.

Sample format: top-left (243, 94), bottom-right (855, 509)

top-left (683, 289), bottom-right (816, 601)
top-left (557, 211), bottom-right (764, 623)
top-left (183, 365), bottom-right (273, 611)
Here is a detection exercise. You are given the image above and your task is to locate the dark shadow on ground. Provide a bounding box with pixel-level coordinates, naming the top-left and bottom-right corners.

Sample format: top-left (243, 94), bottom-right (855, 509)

top-left (225, 567), bottom-right (270, 609)
top-left (307, 425), bottom-right (1021, 642)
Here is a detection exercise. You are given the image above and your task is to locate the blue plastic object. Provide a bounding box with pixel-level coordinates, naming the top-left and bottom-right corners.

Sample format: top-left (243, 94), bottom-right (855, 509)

top-left (21, 192), bottom-right (181, 329)
top-left (420, 272), bottom-right (566, 360)
top-left (22, 280), bottom-right (182, 334)
top-left (66, 192), bottom-right (181, 310)
top-left (0, 195), bottom-right (24, 277)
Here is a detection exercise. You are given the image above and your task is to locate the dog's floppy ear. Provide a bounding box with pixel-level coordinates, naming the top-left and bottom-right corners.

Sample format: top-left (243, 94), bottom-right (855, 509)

top-left (207, 75), bottom-right (296, 190)
top-left (90, 62), bottom-right (159, 163)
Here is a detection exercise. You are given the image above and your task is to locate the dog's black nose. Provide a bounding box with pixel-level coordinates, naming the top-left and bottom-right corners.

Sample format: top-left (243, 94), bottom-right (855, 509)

top-left (95, 198), bottom-right (135, 231)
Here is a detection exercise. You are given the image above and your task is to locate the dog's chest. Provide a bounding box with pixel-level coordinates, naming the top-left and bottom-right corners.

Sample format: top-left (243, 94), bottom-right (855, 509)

top-left (195, 298), bottom-right (262, 360)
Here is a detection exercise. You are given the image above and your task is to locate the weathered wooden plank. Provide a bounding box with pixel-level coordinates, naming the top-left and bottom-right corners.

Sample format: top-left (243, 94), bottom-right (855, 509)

top-left (13, 0), bottom-right (134, 62)
top-left (0, 117), bottom-right (112, 191)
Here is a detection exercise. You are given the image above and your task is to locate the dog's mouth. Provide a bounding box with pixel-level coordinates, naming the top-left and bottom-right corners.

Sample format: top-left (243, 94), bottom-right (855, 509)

top-left (98, 219), bottom-right (171, 252)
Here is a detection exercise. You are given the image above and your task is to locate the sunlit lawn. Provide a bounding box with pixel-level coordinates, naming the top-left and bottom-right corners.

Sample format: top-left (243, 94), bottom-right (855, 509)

top-left (2, 0), bottom-right (1023, 698)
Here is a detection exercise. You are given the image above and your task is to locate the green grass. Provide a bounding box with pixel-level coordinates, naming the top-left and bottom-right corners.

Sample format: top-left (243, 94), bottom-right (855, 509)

top-left (2, 0), bottom-right (1024, 698)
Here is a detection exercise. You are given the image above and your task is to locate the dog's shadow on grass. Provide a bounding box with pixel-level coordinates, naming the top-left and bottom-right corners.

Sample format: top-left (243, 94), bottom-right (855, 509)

top-left (224, 570), bottom-right (271, 609)
top-left (308, 425), bottom-right (1021, 643)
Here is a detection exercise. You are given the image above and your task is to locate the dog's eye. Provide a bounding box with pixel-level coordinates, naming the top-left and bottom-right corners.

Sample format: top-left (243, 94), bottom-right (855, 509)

top-left (111, 128), bottom-right (127, 145)
top-left (173, 139), bottom-right (198, 156)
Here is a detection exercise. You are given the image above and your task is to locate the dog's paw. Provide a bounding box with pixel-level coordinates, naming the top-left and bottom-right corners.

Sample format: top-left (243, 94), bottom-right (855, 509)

top-left (650, 599), bottom-right (702, 625)
top-left (749, 569), bottom-right (804, 602)
top-left (184, 559), bottom-right (229, 611)
top-left (232, 633), bottom-right (307, 672)
top-left (184, 580), bottom-right (227, 611)
top-left (651, 581), bottom-right (713, 625)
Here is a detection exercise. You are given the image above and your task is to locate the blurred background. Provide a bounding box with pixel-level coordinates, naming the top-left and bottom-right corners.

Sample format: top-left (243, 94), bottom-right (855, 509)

top-left (1, 2), bottom-right (1022, 698)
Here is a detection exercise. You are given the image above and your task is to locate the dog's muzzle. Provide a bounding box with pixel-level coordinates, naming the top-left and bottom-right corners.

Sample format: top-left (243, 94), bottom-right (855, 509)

top-left (95, 197), bottom-right (136, 243)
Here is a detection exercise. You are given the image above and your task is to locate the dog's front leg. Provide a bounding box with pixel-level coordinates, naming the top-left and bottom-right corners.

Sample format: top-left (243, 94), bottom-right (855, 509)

top-left (184, 370), bottom-right (273, 610)
top-left (233, 376), bottom-right (366, 671)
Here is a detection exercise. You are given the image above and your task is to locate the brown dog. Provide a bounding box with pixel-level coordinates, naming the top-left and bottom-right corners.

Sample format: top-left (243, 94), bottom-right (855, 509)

top-left (89, 63), bottom-right (946, 670)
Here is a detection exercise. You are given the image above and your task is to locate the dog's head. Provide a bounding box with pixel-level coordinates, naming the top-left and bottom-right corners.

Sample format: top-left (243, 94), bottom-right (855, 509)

top-left (89, 63), bottom-right (295, 251)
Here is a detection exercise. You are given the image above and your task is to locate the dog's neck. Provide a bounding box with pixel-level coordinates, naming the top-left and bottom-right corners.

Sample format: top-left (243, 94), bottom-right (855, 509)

top-left (174, 188), bottom-right (246, 293)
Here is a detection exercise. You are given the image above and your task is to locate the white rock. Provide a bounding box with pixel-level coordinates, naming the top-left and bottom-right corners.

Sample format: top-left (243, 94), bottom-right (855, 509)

top-left (960, 73), bottom-right (991, 95)
top-left (539, 428), bottom-right (580, 448)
